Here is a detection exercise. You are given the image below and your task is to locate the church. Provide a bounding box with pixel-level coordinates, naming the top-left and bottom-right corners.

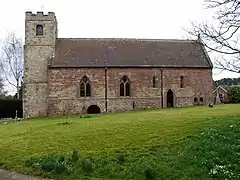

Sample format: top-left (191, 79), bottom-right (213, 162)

top-left (23, 11), bottom-right (213, 118)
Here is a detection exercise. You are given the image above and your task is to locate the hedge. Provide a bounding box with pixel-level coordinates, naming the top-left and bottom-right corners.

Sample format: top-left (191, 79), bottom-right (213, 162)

top-left (0, 99), bottom-right (23, 119)
top-left (228, 85), bottom-right (240, 103)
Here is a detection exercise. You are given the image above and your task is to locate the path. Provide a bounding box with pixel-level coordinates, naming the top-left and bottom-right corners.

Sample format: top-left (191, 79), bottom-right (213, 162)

top-left (0, 169), bottom-right (53, 180)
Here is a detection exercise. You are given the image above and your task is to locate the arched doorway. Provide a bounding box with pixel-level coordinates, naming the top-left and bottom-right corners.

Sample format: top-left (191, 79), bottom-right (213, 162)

top-left (167, 89), bottom-right (174, 107)
top-left (87, 105), bottom-right (101, 114)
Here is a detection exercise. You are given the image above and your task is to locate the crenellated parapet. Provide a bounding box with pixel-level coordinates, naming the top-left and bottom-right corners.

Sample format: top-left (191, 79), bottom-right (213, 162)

top-left (25, 11), bottom-right (57, 22)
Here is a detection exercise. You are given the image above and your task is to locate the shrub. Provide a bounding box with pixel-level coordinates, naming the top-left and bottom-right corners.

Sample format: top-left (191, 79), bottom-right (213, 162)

top-left (25, 155), bottom-right (69, 174)
top-left (82, 159), bottom-right (93, 173)
top-left (55, 163), bottom-right (67, 174)
top-left (0, 99), bottom-right (22, 119)
top-left (117, 153), bottom-right (125, 164)
top-left (58, 155), bottom-right (65, 163)
top-left (40, 158), bottom-right (57, 172)
top-left (144, 166), bottom-right (156, 179)
top-left (71, 150), bottom-right (79, 164)
top-left (228, 85), bottom-right (240, 103)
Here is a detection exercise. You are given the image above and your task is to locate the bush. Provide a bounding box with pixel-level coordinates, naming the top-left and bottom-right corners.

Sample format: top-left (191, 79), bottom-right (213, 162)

top-left (58, 155), bottom-right (65, 163)
top-left (55, 163), bottom-right (67, 174)
top-left (144, 166), bottom-right (156, 179)
top-left (71, 150), bottom-right (79, 164)
top-left (228, 85), bottom-right (240, 103)
top-left (0, 99), bottom-right (22, 119)
top-left (41, 158), bottom-right (57, 172)
top-left (25, 155), bottom-right (68, 174)
top-left (82, 159), bottom-right (93, 173)
top-left (117, 153), bottom-right (125, 164)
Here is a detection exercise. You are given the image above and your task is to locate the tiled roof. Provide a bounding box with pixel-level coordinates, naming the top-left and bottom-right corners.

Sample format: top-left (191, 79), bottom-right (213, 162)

top-left (51, 38), bottom-right (212, 68)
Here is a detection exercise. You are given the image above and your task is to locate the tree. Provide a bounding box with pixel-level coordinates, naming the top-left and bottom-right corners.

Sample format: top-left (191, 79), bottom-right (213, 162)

top-left (214, 77), bottom-right (240, 87)
top-left (228, 85), bottom-right (240, 103)
top-left (0, 32), bottom-right (23, 99)
top-left (14, 77), bottom-right (23, 100)
top-left (187, 0), bottom-right (240, 74)
top-left (0, 76), bottom-right (7, 98)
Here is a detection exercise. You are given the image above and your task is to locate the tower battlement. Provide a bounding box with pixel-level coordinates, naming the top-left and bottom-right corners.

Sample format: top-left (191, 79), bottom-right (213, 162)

top-left (25, 11), bottom-right (56, 21)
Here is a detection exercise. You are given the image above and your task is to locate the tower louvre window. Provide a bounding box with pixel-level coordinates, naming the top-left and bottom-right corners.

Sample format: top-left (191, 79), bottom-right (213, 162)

top-left (36, 24), bottom-right (43, 36)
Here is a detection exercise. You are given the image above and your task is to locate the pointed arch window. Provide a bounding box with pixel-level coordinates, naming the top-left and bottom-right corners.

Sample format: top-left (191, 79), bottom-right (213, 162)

top-left (120, 75), bottom-right (131, 96)
top-left (80, 75), bottom-right (91, 97)
top-left (36, 24), bottom-right (43, 36)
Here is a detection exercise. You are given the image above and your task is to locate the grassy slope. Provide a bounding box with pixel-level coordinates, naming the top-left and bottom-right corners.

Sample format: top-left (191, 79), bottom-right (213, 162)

top-left (0, 104), bottom-right (240, 179)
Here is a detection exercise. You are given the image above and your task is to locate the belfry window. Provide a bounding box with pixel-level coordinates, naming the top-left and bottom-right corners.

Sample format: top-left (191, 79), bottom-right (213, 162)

top-left (36, 24), bottom-right (43, 36)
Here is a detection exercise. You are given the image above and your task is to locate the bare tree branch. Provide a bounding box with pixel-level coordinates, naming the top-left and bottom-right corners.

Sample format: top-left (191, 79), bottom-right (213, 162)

top-left (0, 76), bottom-right (7, 97)
top-left (186, 0), bottom-right (240, 74)
top-left (0, 32), bottom-right (23, 98)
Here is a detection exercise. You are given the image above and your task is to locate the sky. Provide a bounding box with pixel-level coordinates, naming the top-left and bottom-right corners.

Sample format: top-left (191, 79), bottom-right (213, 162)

top-left (0, 0), bottom-right (239, 94)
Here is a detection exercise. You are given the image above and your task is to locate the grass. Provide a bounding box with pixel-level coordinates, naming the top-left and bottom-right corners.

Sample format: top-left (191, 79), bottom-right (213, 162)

top-left (0, 104), bottom-right (240, 179)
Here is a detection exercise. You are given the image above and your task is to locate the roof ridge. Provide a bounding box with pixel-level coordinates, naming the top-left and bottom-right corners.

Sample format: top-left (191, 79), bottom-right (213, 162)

top-left (57, 38), bottom-right (197, 43)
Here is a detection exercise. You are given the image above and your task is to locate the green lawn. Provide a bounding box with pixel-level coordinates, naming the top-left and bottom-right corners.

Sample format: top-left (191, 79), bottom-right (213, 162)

top-left (0, 104), bottom-right (240, 180)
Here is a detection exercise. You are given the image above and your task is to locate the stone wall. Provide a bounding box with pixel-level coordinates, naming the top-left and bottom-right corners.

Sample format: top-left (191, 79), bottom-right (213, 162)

top-left (47, 67), bottom-right (213, 116)
top-left (162, 68), bottom-right (213, 107)
top-left (47, 68), bottom-right (106, 115)
top-left (23, 12), bottom-right (57, 118)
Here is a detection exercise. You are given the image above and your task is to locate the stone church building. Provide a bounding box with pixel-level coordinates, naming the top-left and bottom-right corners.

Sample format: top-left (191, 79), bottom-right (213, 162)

top-left (23, 11), bottom-right (213, 118)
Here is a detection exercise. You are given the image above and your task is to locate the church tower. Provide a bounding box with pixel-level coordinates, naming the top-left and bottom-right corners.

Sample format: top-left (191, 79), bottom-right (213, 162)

top-left (23, 11), bottom-right (58, 118)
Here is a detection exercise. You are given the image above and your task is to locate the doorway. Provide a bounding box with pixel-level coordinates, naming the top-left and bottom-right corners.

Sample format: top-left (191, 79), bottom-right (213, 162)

top-left (167, 89), bottom-right (174, 107)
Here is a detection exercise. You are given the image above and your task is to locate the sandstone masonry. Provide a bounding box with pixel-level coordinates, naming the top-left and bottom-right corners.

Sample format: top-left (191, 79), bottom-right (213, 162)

top-left (23, 11), bottom-right (214, 118)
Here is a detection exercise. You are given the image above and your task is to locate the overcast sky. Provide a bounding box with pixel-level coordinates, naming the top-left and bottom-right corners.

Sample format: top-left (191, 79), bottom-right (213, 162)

top-left (0, 0), bottom-right (239, 94)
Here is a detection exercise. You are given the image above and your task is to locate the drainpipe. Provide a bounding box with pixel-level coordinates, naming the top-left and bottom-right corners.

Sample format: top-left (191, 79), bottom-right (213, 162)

top-left (161, 68), bottom-right (163, 108)
top-left (105, 67), bottom-right (108, 112)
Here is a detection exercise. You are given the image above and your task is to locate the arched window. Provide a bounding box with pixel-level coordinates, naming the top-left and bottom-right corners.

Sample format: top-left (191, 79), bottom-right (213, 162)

top-left (120, 83), bottom-right (124, 96)
top-left (36, 24), bottom-right (43, 36)
top-left (194, 97), bottom-right (198, 102)
top-left (153, 76), bottom-right (156, 88)
top-left (80, 75), bottom-right (91, 97)
top-left (120, 75), bottom-right (131, 96)
top-left (200, 97), bottom-right (203, 102)
top-left (180, 76), bottom-right (184, 88)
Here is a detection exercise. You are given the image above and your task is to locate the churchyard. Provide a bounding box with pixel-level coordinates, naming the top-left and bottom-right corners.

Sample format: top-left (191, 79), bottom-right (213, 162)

top-left (0, 104), bottom-right (239, 180)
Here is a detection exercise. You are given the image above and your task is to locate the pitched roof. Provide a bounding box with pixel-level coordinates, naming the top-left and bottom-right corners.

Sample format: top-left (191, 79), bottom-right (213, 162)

top-left (51, 38), bottom-right (213, 68)
top-left (213, 85), bottom-right (229, 93)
